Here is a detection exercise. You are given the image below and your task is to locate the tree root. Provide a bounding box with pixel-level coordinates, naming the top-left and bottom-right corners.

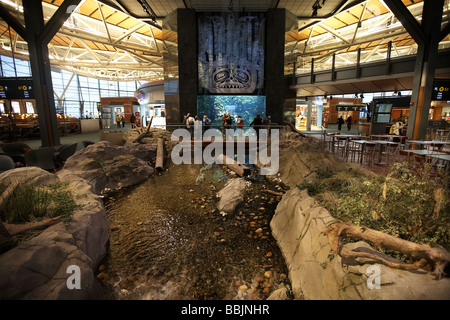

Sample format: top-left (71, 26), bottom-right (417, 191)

top-left (323, 222), bottom-right (450, 279)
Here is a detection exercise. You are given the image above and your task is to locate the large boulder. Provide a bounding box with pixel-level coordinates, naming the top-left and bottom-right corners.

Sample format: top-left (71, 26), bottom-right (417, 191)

top-left (0, 168), bottom-right (109, 299)
top-left (61, 141), bottom-right (155, 194)
top-left (216, 178), bottom-right (247, 214)
top-left (271, 187), bottom-right (450, 300)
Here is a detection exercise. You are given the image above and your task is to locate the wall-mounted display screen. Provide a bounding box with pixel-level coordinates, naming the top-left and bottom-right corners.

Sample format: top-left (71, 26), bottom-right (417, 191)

top-left (197, 95), bottom-right (266, 125)
top-left (197, 12), bottom-right (265, 95)
top-left (375, 103), bottom-right (393, 113)
top-left (373, 113), bottom-right (391, 123)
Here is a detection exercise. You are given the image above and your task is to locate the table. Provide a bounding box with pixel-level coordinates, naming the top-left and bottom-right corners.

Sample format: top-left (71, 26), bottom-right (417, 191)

top-left (349, 140), bottom-right (378, 164)
top-left (405, 140), bottom-right (450, 151)
top-left (369, 134), bottom-right (405, 141)
top-left (326, 133), bottom-right (362, 154)
top-left (402, 149), bottom-right (447, 163)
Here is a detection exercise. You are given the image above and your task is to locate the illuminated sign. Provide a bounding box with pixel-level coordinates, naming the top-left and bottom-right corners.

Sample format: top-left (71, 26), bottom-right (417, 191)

top-left (432, 79), bottom-right (450, 101)
top-left (336, 104), bottom-right (365, 111)
top-left (0, 77), bottom-right (34, 99)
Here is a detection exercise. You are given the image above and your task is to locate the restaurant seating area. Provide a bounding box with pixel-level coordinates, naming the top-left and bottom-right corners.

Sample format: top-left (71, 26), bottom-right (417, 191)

top-left (0, 141), bottom-right (79, 172)
top-left (322, 131), bottom-right (450, 173)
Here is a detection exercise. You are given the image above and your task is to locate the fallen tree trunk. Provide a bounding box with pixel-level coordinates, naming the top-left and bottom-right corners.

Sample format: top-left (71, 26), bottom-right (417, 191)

top-left (155, 138), bottom-right (164, 171)
top-left (262, 189), bottom-right (284, 197)
top-left (217, 154), bottom-right (251, 177)
top-left (323, 222), bottom-right (450, 279)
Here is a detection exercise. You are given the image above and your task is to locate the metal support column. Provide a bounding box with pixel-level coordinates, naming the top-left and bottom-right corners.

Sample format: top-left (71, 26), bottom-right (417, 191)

top-left (385, 0), bottom-right (444, 140)
top-left (23, 0), bottom-right (59, 147)
top-left (408, 0), bottom-right (443, 140)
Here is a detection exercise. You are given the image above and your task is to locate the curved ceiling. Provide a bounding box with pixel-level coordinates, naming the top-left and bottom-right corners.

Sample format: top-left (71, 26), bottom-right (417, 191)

top-left (0, 0), bottom-right (448, 83)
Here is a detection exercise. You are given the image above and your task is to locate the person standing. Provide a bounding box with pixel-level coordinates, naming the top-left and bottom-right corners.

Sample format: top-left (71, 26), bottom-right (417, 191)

top-left (186, 113), bottom-right (195, 138)
top-left (337, 116), bottom-right (344, 131)
top-left (115, 113), bottom-right (121, 128)
top-left (130, 113), bottom-right (136, 129)
top-left (221, 114), bottom-right (227, 137)
top-left (250, 113), bottom-right (263, 139)
top-left (203, 115), bottom-right (211, 132)
top-left (237, 115), bottom-right (244, 137)
top-left (121, 114), bottom-right (126, 128)
top-left (346, 115), bottom-right (352, 131)
top-left (194, 115), bottom-right (202, 135)
top-left (263, 115), bottom-right (271, 136)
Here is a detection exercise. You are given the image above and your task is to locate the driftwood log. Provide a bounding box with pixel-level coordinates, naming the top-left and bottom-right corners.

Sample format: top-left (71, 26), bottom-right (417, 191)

top-left (155, 138), bottom-right (164, 171)
top-left (323, 222), bottom-right (450, 279)
top-left (4, 216), bottom-right (62, 236)
top-left (217, 154), bottom-right (251, 177)
top-left (261, 189), bottom-right (284, 197)
top-left (133, 116), bottom-right (153, 143)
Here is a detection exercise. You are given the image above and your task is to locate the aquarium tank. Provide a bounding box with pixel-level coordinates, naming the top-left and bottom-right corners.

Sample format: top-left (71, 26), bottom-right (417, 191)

top-left (197, 95), bottom-right (266, 125)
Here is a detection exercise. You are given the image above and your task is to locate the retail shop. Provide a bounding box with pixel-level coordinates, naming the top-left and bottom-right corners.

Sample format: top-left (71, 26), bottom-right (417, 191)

top-left (135, 81), bottom-right (166, 129)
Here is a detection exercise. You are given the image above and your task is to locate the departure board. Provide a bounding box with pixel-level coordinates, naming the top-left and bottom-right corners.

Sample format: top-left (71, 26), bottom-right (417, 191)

top-left (0, 78), bottom-right (34, 99)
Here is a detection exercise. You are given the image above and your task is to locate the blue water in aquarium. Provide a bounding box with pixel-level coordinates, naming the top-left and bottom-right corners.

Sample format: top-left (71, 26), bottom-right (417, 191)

top-left (197, 95), bottom-right (266, 126)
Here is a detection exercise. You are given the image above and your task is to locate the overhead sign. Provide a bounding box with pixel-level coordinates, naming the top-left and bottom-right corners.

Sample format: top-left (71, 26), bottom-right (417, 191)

top-left (336, 104), bottom-right (365, 111)
top-left (0, 77), bottom-right (34, 99)
top-left (432, 79), bottom-right (450, 101)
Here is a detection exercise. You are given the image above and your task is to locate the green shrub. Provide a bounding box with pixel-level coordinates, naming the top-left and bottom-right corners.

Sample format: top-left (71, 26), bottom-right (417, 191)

top-left (0, 183), bottom-right (52, 224)
top-left (0, 180), bottom-right (79, 226)
top-left (298, 163), bottom-right (450, 252)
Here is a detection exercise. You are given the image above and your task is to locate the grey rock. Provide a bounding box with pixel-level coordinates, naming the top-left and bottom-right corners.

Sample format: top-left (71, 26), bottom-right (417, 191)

top-left (217, 178), bottom-right (246, 214)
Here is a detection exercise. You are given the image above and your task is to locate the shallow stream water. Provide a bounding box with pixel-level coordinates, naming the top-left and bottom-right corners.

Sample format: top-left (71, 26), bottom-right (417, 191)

top-left (100, 161), bottom-right (291, 300)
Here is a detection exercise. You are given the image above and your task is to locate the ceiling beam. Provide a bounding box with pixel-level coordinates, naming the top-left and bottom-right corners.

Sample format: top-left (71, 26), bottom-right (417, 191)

top-left (319, 23), bottom-right (351, 44)
top-left (97, 2), bottom-right (112, 43)
top-left (39, 0), bottom-right (82, 44)
top-left (383, 0), bottom-right (425, 44)
top-left (0, 4), bottom-right (27, 41)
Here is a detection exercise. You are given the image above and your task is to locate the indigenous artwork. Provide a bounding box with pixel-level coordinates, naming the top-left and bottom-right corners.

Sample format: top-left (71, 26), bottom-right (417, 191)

top-left (197, 12), bottom-right (265, 95)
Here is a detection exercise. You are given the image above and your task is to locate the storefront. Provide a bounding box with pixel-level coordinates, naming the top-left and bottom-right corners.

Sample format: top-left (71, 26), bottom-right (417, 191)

top-left (322, 97), bottom-right (363, 128)
top-left (295, 99), bottom-right (323, 131)
top-left (135, 81), bottom-right (166, 129)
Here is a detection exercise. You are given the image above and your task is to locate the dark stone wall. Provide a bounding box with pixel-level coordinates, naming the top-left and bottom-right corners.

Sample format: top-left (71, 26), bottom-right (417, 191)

top-left (177, 9), bottom-right (198, 121)
top-left (265, 9), bottom-right (286, 124)
top-left (164, 8), bottom-right (289, 125)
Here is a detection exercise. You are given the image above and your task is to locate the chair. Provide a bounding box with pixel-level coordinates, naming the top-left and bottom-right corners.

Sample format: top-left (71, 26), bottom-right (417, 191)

top-left (82, 140), bottom-right (95, 148)
top-left (0, 154), bottom-right (15, 172)
top-left (380, 143), bottom-right (400, 166)
top-left (360, 142), bottom-right (378, 166)
top-left (333, 136), bottom-right (347, 158)
top-left (24, 147), bottom-right (56, 171)
top-left (1, 142), bottom-right (32, 165)
top-left (348, 140), bottom-right (364, 163)
top-left (53, 143), bottom-right (77, 167)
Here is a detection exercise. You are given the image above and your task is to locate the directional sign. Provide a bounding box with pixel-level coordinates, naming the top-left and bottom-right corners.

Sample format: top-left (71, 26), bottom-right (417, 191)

top-left (432, 79), bottom-right (450, 101)
top-left (0, 77), bottom-right (34, 99)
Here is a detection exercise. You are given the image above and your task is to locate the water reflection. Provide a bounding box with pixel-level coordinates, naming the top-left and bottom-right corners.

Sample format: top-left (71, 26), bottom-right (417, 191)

top-left (101, 161), bottom-right (290, 300)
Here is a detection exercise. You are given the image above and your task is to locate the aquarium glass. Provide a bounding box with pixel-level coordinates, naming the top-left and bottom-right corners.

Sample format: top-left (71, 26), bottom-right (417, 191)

top-left (197, 95), bottom-right (266, 125)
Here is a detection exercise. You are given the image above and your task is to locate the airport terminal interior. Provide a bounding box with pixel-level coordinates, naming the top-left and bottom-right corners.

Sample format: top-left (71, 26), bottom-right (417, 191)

top-left (0, 0), bottom-right (449, 302)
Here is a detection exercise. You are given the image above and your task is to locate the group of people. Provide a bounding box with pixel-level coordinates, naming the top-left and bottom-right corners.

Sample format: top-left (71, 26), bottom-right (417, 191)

top-left (115, 114), bottom-right (126, 128)
top-left (115, 113), bottom-right (137, 128)
top-left (183, 113), bottom-right (271, 139)
top-left (337, 115), bottom-right (353, 131)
